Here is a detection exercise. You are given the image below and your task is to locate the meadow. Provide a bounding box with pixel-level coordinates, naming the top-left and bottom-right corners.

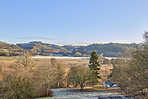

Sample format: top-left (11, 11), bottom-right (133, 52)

top-left (0, 56), bottom-right (112, 85)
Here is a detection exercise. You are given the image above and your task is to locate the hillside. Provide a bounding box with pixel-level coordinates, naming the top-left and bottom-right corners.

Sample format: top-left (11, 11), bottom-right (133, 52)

top-left (0, 42), bottom-right (23, 56)
top-left (63, 45), bottom-right (78, 52)
top-left (0, 41), bottom-right (139, 57)
top-left (17, 41), bottom-right (70, 56)
top-left (70, 43), bottom-right (139, 57)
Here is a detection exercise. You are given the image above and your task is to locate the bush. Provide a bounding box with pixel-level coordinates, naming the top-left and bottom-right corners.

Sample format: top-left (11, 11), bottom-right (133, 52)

top-left (0, 55), bottom-right (54, 98)
top-left (0, 70), bottom-right (36, 99)
top-left (40, 89), bottom-right (53, 97)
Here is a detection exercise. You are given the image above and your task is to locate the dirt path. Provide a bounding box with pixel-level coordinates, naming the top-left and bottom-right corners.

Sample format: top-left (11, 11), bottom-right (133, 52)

top-left (45, 87), bottom-right (126, 99)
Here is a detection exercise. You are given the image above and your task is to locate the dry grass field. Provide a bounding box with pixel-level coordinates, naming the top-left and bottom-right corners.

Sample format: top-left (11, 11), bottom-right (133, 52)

top-left (0, 56), bottom-right (17, 61)
top-left (35, 58), bottom-right (89, 67)
top-left (0, 56), bottom-right (113, 85)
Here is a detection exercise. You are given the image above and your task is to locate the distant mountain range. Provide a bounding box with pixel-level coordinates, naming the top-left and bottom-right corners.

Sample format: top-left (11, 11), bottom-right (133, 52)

top-left (0, 41), bottom-right (139, 57)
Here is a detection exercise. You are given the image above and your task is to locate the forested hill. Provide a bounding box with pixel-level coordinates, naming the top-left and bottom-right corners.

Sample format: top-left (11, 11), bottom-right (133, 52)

top-left (0, 41), bottom-right (69, 56)
top-left (0, 41), bottom-right (24, 56)
top-left (66, 43), bottom-right (139, 57)
top-left (0, 41), bottom-right (139, 57)
top-left (17, 41), bottom-right (69, 56)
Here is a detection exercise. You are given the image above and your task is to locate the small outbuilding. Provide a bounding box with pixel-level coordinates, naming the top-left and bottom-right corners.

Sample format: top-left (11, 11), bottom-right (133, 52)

top-left (104, 79), bottom-right (118, 87)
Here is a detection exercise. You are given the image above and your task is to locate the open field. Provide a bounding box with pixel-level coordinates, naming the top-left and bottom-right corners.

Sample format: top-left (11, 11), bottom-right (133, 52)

top-left (0, 56), bottom-right (113, 84)
top-left (0, 56), bottom-right (16, 61)
top-left (0, 56), bottom-right (114, 66)
top-left (0, 56), bottom-right (89, 65)
top-left (31, 56), bottom-right (89, 60)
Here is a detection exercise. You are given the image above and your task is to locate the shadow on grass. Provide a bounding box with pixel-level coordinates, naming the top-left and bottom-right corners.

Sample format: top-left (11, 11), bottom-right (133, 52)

top-left (66, 87), bottom-right (121, 93)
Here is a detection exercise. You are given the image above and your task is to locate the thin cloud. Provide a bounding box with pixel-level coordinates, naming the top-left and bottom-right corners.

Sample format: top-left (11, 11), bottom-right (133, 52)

top-left (56, 40), bottom-right (133, 46)
top-left (1, 34), bottom-right (7, 36)
top-left (31, 36), bottom-right (58, 40)
top-left (8, 36), bottom-right (58, 40)
top-left (56, 41), bottom-right (101, 46)
top-left (112, 40), bottom-right (132, 43)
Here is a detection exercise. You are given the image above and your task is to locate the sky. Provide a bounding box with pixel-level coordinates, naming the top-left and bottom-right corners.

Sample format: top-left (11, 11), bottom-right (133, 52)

top-left (0, 0), bottom-right (148, 45)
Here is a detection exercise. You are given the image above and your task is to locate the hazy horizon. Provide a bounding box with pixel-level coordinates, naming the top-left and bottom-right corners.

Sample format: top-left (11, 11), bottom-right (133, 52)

top-left (0, 40), bottom-right (139, 46)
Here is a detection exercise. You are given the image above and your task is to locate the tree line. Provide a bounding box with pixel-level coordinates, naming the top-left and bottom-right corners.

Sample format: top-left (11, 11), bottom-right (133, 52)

top-left (71, 43), bottom-right (139, 57)
top-left (110, 32), bottom-right (148, 98)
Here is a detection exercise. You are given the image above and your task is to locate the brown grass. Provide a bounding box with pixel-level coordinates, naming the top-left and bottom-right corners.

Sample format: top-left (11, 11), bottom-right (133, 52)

top-left (0, 57), bottom-right (113, 85)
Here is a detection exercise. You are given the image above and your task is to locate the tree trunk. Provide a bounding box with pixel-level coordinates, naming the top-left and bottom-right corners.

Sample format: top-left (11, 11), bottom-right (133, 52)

top-left (80, 84), bottom-right (84, 91)
top-left (74, 84), bottom-right (77, 87)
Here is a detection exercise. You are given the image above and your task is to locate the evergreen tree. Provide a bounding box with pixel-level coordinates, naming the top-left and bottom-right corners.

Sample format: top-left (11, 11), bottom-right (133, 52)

top-left (89, 51), bottom-right (101, 79)
top-left (143, 31), bottom-right (148, 49)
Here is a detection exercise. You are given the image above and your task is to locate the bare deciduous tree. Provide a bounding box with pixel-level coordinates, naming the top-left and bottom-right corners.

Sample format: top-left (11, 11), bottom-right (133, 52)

top-left (110, 32), bottom-right (148, 98)
top-left (68, 66), bottom-right (98, 91)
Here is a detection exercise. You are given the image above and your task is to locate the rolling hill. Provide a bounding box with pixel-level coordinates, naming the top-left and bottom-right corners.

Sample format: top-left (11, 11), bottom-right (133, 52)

top-left (0, 41), bottom-right (139, 57)
top-left (17, 41), bottom-right (70, 56)
top-left (0, 42), bottom-right (23, 56)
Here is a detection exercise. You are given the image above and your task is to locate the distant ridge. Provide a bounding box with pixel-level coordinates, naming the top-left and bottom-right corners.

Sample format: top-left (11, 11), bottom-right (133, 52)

top-left (17, 41), bottom-right (69, 56)
top-left (0, 41), bottom-right (23, 56)
top-left (0, 41), bottom-right (139, 57)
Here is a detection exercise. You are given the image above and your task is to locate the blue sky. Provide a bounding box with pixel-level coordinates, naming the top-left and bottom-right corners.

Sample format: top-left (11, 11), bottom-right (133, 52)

top-left (0, 0), bottom-right (148, 45)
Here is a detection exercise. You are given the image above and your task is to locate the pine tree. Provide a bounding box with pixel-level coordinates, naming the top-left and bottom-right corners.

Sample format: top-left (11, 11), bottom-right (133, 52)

top-left (89, 51), bottom-right (101, 79)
